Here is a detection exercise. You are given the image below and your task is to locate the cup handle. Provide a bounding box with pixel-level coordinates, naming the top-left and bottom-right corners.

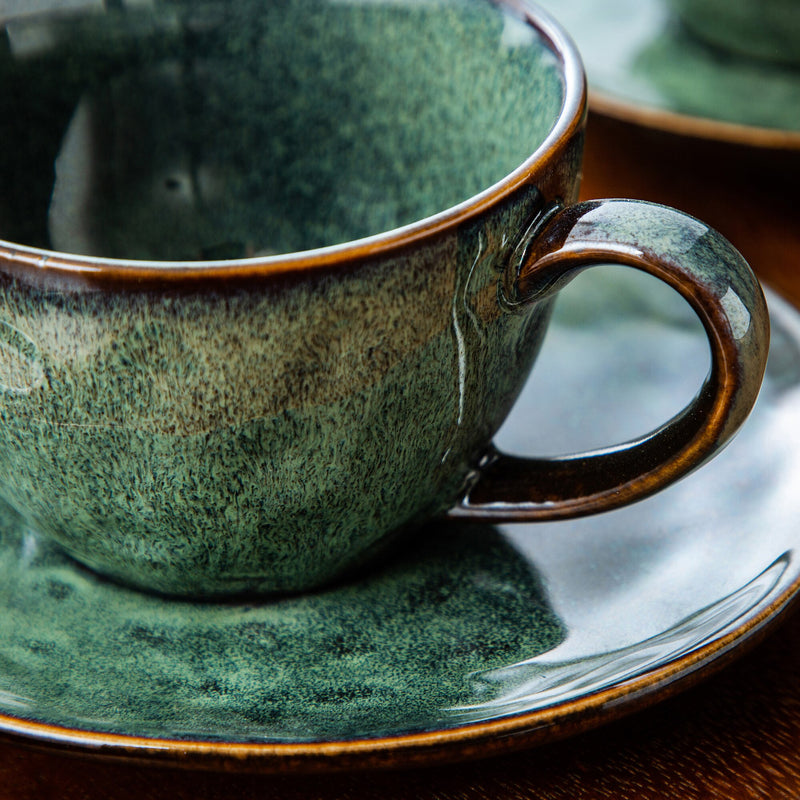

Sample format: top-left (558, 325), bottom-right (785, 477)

top-left (448, 199), bottom-right (770, 521)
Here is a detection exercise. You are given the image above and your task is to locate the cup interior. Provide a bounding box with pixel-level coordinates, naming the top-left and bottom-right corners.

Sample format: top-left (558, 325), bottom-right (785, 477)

top-left (0, 0), bottom-right (565, 261)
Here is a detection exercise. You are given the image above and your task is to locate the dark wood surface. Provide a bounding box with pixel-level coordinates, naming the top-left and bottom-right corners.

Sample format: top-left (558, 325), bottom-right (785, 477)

top-left (4, 113), bottom-right (800, 799)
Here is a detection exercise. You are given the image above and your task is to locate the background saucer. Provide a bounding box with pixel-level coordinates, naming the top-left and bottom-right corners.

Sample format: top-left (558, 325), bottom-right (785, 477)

top-left (1, 269), bottom-right (799, 771)
top-left (536, 0), bottom-right (800, 147)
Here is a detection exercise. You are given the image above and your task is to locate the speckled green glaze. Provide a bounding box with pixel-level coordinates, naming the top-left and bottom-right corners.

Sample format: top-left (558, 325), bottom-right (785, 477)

top-left (0, 0), bottom-right (572, 595)
top-left (0, 188), bottom-right (568, 595)
top-left (0, 272), bottom-right (794, 762)
top-left (0, 0), bottom-right (564, 258)
top-left (536, 0), bottom-right (800, 134)
top-left (0, 511), bottom-right (565, 741)
top-left (0, 0), bottom-right (770, 596)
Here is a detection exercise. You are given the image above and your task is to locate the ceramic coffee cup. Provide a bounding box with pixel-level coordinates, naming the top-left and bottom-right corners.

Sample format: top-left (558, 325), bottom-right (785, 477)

top-left (0, 0), bottom-right (768, 597)
top-left (667, 0), bottom-right (800, 64)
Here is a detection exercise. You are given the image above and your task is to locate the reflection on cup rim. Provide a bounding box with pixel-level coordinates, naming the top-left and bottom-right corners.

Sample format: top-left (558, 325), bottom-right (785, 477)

top-left (0, 0), bottom-right (587, 282)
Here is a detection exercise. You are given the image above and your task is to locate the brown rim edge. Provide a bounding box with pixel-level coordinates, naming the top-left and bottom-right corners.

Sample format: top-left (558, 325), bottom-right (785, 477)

top-left (589, 88), bottom-right (800, 151)
top-left (0, 1), bottom-right (587, 287)
top-left (2, 565), bottom-right (797, 774)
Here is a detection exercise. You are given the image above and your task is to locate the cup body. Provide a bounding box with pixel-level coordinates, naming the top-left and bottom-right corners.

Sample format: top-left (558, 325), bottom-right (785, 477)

top-left (0, 0), bottom-right (585, 595)
top-left (668, 0), bottom-right (800, 65)
top-left (0, 180), bottom-right (581, 596)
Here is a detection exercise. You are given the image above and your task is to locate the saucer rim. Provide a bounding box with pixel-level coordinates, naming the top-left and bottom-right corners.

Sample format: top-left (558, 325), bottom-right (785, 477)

top-left (0, 574), bottom-right (795, 773)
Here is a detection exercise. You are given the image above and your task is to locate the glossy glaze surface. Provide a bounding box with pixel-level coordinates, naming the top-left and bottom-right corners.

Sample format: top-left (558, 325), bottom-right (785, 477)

top-left (0, 0), bottom-right (563, 259)
top-left (0, 0), bottom-right (769, 599)
top-left (537, 0), bottom-right (800, 142)
top-left (0, 187), bottom-right (560, 596)
top-left (0, 0), bottom-right (576, 596)
top-left (455, 200), bottom-right (768, 519)
top-left (0, 270), bottom-right (797, 767)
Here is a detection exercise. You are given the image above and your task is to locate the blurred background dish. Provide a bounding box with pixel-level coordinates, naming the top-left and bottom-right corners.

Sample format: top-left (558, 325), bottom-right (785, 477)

top-left (536, 0), bottom-right (800, 147)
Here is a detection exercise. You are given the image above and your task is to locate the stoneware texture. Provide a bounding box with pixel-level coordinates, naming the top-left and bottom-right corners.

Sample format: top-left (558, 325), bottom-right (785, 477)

top-left (0, 0), bottom-right (573, 595)
top-left (0, 0), bottom-right (563, 259)
top-left (0, 0), bottom-right (769, 596)
top-left (0, 270), bottom-right (795, 771)
top-left (0, 192), bottom-right (562, 596)
top-left (536, 0), bottom-right (800, 146)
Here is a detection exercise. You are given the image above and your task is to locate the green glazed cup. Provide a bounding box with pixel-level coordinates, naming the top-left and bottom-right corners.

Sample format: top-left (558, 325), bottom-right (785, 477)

top-left (668, 0), bottom-right (800, 65)
top-left (0, 0), bottom-right (768, 596)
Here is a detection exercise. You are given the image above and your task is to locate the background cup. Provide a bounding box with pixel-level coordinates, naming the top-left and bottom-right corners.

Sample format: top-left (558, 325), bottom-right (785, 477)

top-left (0, 0), bottom-right (768, 597)
top-left (667, 0), bottom-right (800, 65)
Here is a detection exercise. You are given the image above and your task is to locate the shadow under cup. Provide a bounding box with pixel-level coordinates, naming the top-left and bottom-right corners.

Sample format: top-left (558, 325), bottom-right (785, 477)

top-left (0, 0), bottom-right (571, 596)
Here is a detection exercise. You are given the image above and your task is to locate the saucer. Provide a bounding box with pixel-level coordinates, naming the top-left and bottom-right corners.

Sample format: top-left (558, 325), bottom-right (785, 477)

top-left (1, 269), bottom-right (799, 772)
top-left (536, 0), bottom-right (800, 148)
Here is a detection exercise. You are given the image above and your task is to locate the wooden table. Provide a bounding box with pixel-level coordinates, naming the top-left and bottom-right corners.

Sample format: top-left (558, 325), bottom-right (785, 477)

top-left (3, 113), bottom-right (800, 799)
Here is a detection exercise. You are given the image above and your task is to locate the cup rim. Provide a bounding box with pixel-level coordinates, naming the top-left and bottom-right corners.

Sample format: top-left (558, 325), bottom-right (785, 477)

top-left (0, 0), bottom-right (587, 286)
